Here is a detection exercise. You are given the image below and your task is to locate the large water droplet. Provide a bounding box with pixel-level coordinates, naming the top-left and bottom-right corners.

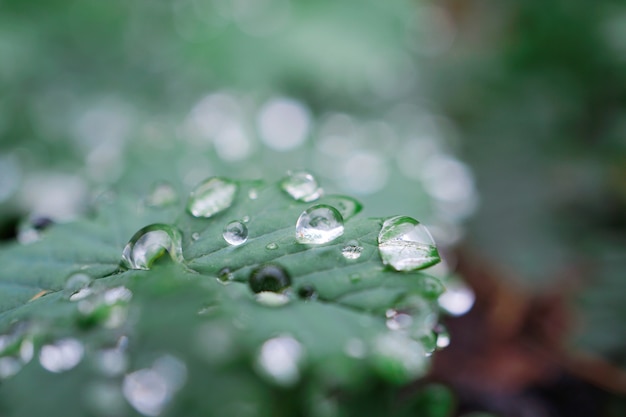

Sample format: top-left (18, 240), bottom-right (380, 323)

top-left (341, 240), bottom-right (363, 260)
top-left (249, 264), bottom-right (291, 293)
top-left (280, 171), bottom-right (323, 202)
top-left (222, 221), bottom-right (248, 246)
top-left (121, 224), bottom-right (184, 270)
top-left (187, 177), bottom-right (237, 218)
top-left (378, 216), bottom-right (440, 271)
top-left (146, 182), bottom-right (178, 207)
top-left (39, 338), bottom-right (84, 373)
top-left (295, 205), bottom-right (344, 244)
top-left (256, 335), bottom-right (303, 386)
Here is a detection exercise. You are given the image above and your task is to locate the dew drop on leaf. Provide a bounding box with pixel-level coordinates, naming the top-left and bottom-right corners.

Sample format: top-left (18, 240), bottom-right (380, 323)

top-left (385, 309), bottom-right (413, 331)
top-left (121, 224), bottom-right (184, 270)
top-left (217, 267), bottom-right (234, 284)
top-left (434, 324), bottom-right (450, 350)
top-left (186, 177), bottom-right (237, 218)
top-left (333, 196), bottom-right (363, 220)
top-left (341, 240), bottom-right (363, 260)
top-left (39, 338), bottom-right (84, 373)
top-left (280, 171), bottom-right (323, 202)
top-left (222, 220), bottom-right (248, 246)
top-left (295, 204), bottom-right (344, 244)
top-left (256, 335), bottom-right (303, 386)
top-left (249, 264), bottom-right (291, 293)
top-left (377, 216), bottom-right (440, 271)
top-left (146, 182), bottom-right (178, 207)
top-left (64, 273), bottom-right (93, 292)
top-left (265, 242), bottom-right (278, 250)
top-left (438, 279), bottom-right (475, 316)
top-left (191, 232), bottom-right (200, 241)
top-left (297, 285), bottom-right (318, 300)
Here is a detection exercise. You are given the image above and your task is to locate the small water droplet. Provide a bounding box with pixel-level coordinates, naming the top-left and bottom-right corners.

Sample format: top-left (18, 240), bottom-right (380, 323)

top-left (344, 338), bottom-right (366, 359)
top-left (265, 242), bottom-right (278, 250)
top-left (146, 182), bottom-right (178, 207)
top-left (434, 324), bottom-right (450, 350)
top-left (65, 273), bottom-right (92, 292)
top-left (349, 273), bottom-right (361, 283)
top-left (438, 280), bottom-right (475, 316)
top-left (248, 189), bottom-right (258, 200)
top-left (295, 205), bottom-right (344, 244)
top-left (191, 232), bottom-right (200, 241)
top-left (187, 177), bottom-right (237, 218)
top-left (222, 221), bottom-right (248, 246)
top-left (123, 369), bottom-right (170, 416)
top-left (217, 267), bottom-right (234, 283)
top-left (378, 216), bottom-right (440, 271)
top-left (333, 196), bottom-right (362, 220)
top-left (373, 332), bottom-right (426, 381)
top-left (297, 285), bottom-right (318, 300)
top-left (385, 309), bottom-right (414, 331)
top-left (255, 292), bottom-right (291, 307)
top-left (280, 171), bottom-right (323, 202)
top-left (256, 335), bottom-right (303, 386)
top-left (121, 224), bottom-right (184, 270)
top-left (242, 215), bottom-right (250, 223)
top-left (17, 217), bottom-right (53, 245)
top-left (341, 240), bottom-right (363, 260)
top-left (70, 287), bottom-right (93, 301)
top-left (249, 264), bottom-right (291, 293)
top-left (39, 338), bottom-right (84, 373)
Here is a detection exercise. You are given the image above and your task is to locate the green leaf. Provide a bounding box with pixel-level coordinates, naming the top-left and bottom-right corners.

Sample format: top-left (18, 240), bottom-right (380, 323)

top-left (0, 177), bottom-right (446, 417)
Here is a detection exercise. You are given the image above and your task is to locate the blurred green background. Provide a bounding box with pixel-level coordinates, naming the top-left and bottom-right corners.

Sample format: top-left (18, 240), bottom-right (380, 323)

top-left (1, 0), bottom-right (625, 413)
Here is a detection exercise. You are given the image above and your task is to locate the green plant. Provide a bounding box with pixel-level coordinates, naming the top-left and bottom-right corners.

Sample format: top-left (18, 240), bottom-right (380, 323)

top-left (0, 174), bottom-right (454, 417)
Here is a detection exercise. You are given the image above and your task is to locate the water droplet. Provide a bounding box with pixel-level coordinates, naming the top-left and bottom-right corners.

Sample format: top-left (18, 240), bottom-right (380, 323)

top-left (248, 189), bottom-right (258, 200)
top-left (187, 177), bottom-right (237, 218)
top-left (434, 324), bottom-right (450, 350)
top-left (0, 357), bottom-right (22, 379)
top-left (378, 216), bottom-right (440, 271)
top-left (297, 285), bottom-right (318, 300)
top-left (242, 215), bottom-right (250, 223)
top-left (217, 267), bottom-right (234, 283)
top-left (341, 240), bottom-right (363, 260)
top-left (222, 221), bottom-right (248, 246)
top-left (65, 273), bottom-right (92, 292)
top-left (344, 338), bottom-right (366, 359)
top-left (39, 338), bottom-right (84, 373)
top-left (103, 286), bottom-right (133, 305)
top-left (255, 292), bottom-right (291, 307)
top-left (265, 242), bottom-right (278, 250)
top-left (438, 280), bottom-right (475, 316)
top-left (385, 309), bottom-right (414, 331)
top-left (70, 287), bottom-right (93, 301)
top-left (146, 182), bottom-right (178, 207)
top-left (191, 232), bottom-right (200, 241)
top-left (373, 332), bottom-right (426, 381)
top-left (95, 348), bottom-right (129, 377)
top-left (123, 369), bottom-right (170, 416)
top-left (349, 273), bottom-right (361, 283)
top-left (17, 217), bottom-right (54, 245)
top-left (280, 171), bottom-right (323, 202)
top-left (333, 196), bottom-right (363, 220)
top-left (295, 205), bottom-right (344, 244)
top-left (121, 224), bottom-right (184, 270)
top-left (249, 264), bottom-right (291, 293)
top-left (256, 335), bottom-right (303, 386)
top-left (123, 356), bottom-right (187, 417)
